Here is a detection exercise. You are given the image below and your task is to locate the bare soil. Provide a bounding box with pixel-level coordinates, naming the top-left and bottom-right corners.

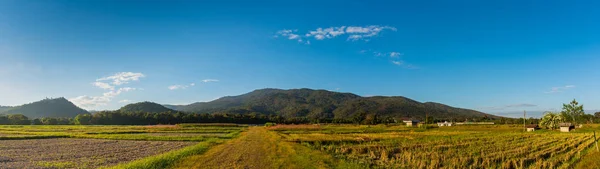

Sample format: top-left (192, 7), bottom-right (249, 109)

top-left (0, 138), bottom-right (195, 169)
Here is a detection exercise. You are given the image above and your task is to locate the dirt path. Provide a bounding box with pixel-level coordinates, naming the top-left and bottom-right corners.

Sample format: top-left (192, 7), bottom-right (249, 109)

top-left (173, 127), bottom-right (360, 169)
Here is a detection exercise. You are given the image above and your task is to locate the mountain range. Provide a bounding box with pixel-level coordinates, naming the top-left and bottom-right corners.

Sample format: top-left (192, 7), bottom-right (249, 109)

top-left (1, 88), bottom-right (500, 120)
top-left (164, 88), bottom-right (499, 120)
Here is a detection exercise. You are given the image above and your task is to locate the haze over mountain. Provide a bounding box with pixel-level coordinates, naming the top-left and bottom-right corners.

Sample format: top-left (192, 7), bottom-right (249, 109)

top-left (0, 98), bottom-right (89, 118)
top-left (165, 88), bottom-right (499, 120)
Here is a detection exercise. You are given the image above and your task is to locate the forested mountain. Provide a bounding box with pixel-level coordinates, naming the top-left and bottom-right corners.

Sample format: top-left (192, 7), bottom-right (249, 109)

top-left (166, 88), bottom-right (499, 121)
top-left (0, 98), bottom-right (88, 118)
top-left (119, 101), bottom-right (175, 113)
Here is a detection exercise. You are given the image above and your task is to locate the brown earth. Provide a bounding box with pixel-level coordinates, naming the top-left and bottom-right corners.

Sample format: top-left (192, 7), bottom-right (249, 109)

top-left (0, 138), bottom-right (195, 169)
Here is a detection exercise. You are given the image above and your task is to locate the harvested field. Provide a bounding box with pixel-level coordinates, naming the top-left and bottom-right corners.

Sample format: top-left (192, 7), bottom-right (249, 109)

top-left (0, 138), bottom-right (195, 169)
top-left (146, 133), bottom-right (227, 137)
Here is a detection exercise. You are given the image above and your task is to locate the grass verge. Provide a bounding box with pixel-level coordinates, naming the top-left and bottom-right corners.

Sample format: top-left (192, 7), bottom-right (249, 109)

top-left (101, 138), bottom-right (223, 169)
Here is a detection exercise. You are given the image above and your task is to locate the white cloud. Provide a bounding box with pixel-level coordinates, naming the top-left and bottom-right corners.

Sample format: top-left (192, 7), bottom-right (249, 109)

top-left (92, 82), bottom-right (114, 90)
top-left (168, 83), bottom-right (196, 90)
top-left (391, 61), bottom-right (403, 65)
top-left (276, 25), bottom-right (396, 43)
top-left (546, 85), bottom-right (576, 93)
top-left (70, 72), bottom-right (144, 109)
top-left (389, 52), bottom-right (402, 57)
top-left (168, 85), bottom-right (187, 90)
top-left (70, 95), bottom-right (111, 108)
top-left (202, 79), bottom-right (219, 83)
top-left (97, 72), bottom-right (145, 85)
top-left (119, 99), bottom-right (133, 103)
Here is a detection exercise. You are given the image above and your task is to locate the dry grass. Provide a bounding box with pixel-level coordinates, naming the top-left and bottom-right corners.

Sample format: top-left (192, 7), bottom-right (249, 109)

top-left (272, 124), bottom-right (599, 169)
top-left (173, 127), bottom-right (363, 169)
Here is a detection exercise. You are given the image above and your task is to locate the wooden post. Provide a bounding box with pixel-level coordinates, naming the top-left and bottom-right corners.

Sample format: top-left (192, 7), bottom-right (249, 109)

top-left (594, 131), bottom-right (599, 152)
top-left (524, 111), bottom-right (526, 132)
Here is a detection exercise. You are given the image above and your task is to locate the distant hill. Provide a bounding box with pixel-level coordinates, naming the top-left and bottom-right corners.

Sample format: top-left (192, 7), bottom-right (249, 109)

top-left (0, 106), bottom-right (12, 112)
top-left (167, 88), bottom-right (500, 120)
top-left (0, 98), bottom-right (89, 118)
top-left (119, 101), bottom-right (175, 113)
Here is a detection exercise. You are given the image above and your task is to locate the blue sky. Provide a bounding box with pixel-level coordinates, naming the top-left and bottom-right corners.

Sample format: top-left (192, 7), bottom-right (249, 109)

top-left (1, 0), bottom-right (599, 117)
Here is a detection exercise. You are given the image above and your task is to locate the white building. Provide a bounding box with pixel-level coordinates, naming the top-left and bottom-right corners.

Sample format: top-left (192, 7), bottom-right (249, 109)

top-left (437, 121), bottom-right (453, 127)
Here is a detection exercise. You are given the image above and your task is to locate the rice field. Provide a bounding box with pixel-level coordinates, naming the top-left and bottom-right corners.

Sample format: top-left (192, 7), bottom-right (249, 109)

top-left (2, 124), bottom-right (599, 169)
top-left (271, 124), bottom-right (600, 169)
top-left (0, 124), bottom-right (246, 169)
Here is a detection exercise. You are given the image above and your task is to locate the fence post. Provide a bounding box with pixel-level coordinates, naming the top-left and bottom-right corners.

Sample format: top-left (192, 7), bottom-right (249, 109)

top-left (595, 131), bottom-right (599, 152)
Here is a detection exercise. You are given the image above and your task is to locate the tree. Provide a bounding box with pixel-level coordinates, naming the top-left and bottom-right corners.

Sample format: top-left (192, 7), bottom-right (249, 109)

top-left (41, 117), bottom-right (58, 125)
top-left (7, 114), bottom-right (30, 125)
top-left (539, 112), bottom-right (564, 129)
top-left (31, 119), bottom-right (42, 125)
top-left (561, 99), bottom-right (585, 124)
top-left (595, 112), bottom-right (600, 119)
top-left (74, 114), bottom-right (92, 125)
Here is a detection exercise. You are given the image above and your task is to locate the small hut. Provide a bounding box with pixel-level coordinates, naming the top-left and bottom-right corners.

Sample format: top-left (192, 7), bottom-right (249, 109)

top-left (403, 120), bottom-right (420, 127)
top-left (437, 121), bottom-right (453, 127)
top-left (559, 123), bottom-right (574, 132)
top-left (525, 124), bottom-right (539, 132)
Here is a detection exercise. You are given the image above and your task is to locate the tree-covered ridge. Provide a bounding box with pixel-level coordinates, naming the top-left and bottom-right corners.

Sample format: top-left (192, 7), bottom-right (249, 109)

top-left (0, 97), bottom-right (88, 118)
top-left (168, 88), bottom-right (499, 122)
top-left (119, 101), bottom-right (175, 113)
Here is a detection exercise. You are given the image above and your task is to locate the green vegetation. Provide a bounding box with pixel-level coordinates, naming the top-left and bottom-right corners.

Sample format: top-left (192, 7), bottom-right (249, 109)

top-left (104, 139), bottom-right (222, 169)
top-left (36, 161), bottom-right (79, 168)
top-left (166, 88), bottom-right (499, 123)
top-left (119, 101), bottom-right (176, 113)
top-left (539, 112), bottom-right (564, 129)
top-left (0, 125), bottom-right (246, 141)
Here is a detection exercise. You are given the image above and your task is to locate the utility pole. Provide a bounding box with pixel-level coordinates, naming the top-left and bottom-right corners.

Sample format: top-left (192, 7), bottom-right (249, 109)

top-left (524, 110), bottom-right (526, 132)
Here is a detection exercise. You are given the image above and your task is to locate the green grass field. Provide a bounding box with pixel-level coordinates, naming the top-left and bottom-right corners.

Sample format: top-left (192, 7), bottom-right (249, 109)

top-left (1, 124), bottom-right (600, 169)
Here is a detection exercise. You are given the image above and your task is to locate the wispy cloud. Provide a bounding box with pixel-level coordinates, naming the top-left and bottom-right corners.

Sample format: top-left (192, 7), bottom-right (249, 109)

top-left (96, 72), bottom-right (145, 85)
top-left (274, 29), bottom-right (309, 44)
top-left (389, 52), bottom-right (402, 57)
top-left (92, 82), bottom-right (114, 90)
top-left (70, 72), bottom-right (144, 109)
top-left (546, 85), bottom-right (575, 93)
top-left (168, 83), bottom-right (195, 90)
top-left (202, 79), bottom-right (219, 83)
top-left (276, 25), bottom-right (396, 43)
top-left (361, 50), bottom-right (417, 69)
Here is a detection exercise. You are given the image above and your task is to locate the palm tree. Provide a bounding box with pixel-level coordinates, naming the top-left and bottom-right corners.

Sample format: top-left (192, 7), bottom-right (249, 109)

top-left (539, 112), bottom-right (564, 130)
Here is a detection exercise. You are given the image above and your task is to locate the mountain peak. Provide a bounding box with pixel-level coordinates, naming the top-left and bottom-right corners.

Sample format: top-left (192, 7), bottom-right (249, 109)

top-left (0, 97), bottom-right (88, 118)
top-left (119, 101), bottom-right (175, 113)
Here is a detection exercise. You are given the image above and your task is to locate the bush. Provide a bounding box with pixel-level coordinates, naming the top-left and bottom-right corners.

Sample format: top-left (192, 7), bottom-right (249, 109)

top-left (265, 122), bottom-right (277, 127)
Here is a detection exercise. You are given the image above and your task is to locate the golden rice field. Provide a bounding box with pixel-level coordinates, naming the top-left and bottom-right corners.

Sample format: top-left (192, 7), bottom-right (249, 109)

top-left (2, 124), bottom-right (600, 169)
top-left (271, 124), bottom-right (600, 169)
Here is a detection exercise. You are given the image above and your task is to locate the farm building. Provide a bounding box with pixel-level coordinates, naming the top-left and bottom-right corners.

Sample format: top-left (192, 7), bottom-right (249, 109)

top-left (525, 124), bottom-right (539, 132)
top-left (403, 120), bottom-right (420, 127)
top-left (559, 123), bottom-right (574, 132)
top-left (455, 122), bottom-right (495, 125)
top-left (437, 121), bottom-right (453, 127)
